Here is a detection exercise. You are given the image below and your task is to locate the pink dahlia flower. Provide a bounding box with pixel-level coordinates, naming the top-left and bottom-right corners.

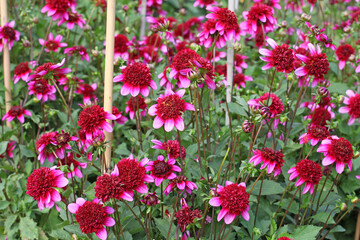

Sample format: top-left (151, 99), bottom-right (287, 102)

top-left (148, 89), bottom-right (195, 132)
top-left (234, 54), bottom-right (249, 73)
top-left (26, 167), bottom-right (68, 210)
top-left (125, 96), bottom-right (147, 120)
top-left (299, 125), bottom-right (330, 146)
top-left (151, 139), bottom-right (187, 160)
top-left (240, 3), bottom-right (277, 34)
top-left (112, 106), bottom-right (128, 125)
top-left (288, 159), bottom-right (322, 194)
top-left (28, 59), bottom-right (71, 81)
top-left (41, 0), bottom-right (77, 21)
top-left (317, 136), bottom-right (353, 174)
top-left (0, 141), bottom-right (16, 159)
top-left (57, 11), bottom-right (86, 29)
top-left (145, 155), bottom-right (181, 186)
top-left (158, 66), bottom-right (173, 90)
top-left (0, 21), bottom-right (20, 51)
top-left (339, 90), bottom-right (360, 125)
top-left (28, 78), bottom-right (57, 102)
top-left (163, 175), bottom-right (197, 196)
top-left (58, 152), bottom-right (87, 178)
top-left (249, 148), bottom-right (284, 177)
top-left (64, 45), bottom-right (89, 61)
top-left (169, 49), bottom-right (199, 88)
top-left (2, 106), bottom-right (31, 124)
top-left (68, 198), bottom-right (115, 240)
top-left (74, 83), bottom-right (97, 104)
top-left (233, 73), bottom-right (253, 89)
top-left (193, 0), bottom-right (216, 8)
top-left (335, 44), bottom-right (355, 70)
top-left (13, 62), bottom-right (32, 83)
top-left (209, 181), bottom-right (250, 224)
top-left (95, 174), bottom-right (133, 203)
top-left (39, 33), bottom-right (68, 52)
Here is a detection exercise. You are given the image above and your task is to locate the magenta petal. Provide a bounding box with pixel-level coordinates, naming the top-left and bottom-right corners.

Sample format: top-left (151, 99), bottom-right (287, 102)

top-left (224, 213), bottom-right (236, 224)
top-left (51, 189), bottom-right (61, 202)
top-left (96, 227), bottom-right (107, 240)
top-left (322, 155), bottom-right (335, 166)
top-left (104, 217), bottom-right (115, 227)
top-left (153, 116), bottom-right (164, 129)
top-left (136, 184), bottom-right (148, 194)
top-left (175, 117), bottom-right (184, 131)
top-left (104, 206), bottom-right (114, 214)
top-left (294, 66), bottom-right (307, 76)
top-left (68, 203), bottom-right (79, 213)
top-left (55, 176), bottom-right (69, 188)
top-left (209, 197), bottom-right (221, 207)
top-left (164, 119), bottom-right (175, 132)
top-left (241, 208), bottom-right (250, 221)
top-left (102, 122), bottom-right (113, 132)
top-left (217, 208), bottom-right (228, 221)
top-left (336, 162), bottom-right (345, 174)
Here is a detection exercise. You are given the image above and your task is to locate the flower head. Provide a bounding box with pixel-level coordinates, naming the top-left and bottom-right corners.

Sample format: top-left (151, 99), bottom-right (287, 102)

top-left (41, 0), bottom-right (77, 20)
top-left (191, 57), bottom-right (216, 89)
top-left (335, 44), bottom-right (355, 70)
top-left (288, 159), bottom-right (322, 194)
top-left (78, 104), bottom-right (116, 139)
top-left (125, 96), bottom-right (147, 119)
top-left (240, 3), bottom-right (277, 34)
top-left (57, 152), bottom-right (87, 178)
top-left (317, 136), bottom-right (353, 174)
top-left (68, 198), bottom-right (115, 240)
top-left (152, 139), bottom-right (187, 160)
top-left (306, 107), bottom-right (333, 126)
top-left (339, 90), bottom-right (360, 125)
top-left (50, 130), bottom-right (78, 159)
top-left (26, 167), bottom-right (68, 210)
top-left (13, 62), bottom-right (32, 83)
top-left (39, 33), bottom-right (68, 52)
top-left (58, 11), bottom-right (86, 29)
top-left (170, 49), bottom-right (199, 88)
top-left (259, 38), bottom-right (295, 73)
top-left (175, 199), bottom-right (202, 232)
top-left (299, 125), bottom-right (330, 146)
top-left (0, 141), bottom-right (16, 159)
top-left (64, 45), bottom-right (89, 61)
top-left (193, 0), bottom-right (216, 8)
top-left (145, 155), bottom-right (181, 186)
top-left (163, 175), bottom-right (197, 196)
top-left (75, 83), bottom-right (97, 104)
top-left (148, 89), bottom-right (195, 132)
top-left (94, 174), bottom-right (133, 203)
top-left (112, 106), bottom-right (128, 125)
top-left (37, 132), bottom-right (59, 164)
top-left (248, 93), bottom-right (284, 118)
top-left (249, 148), bottom-right (284, 176)
top-left (141, 192), bottom-right (160, 206)
top-left (111, 155), bottom-right (153, 196)
top-left (0, 21), bottom-right (20, 51)
top-left (233, 73), bottom-right (253, 89)
top-left (28, 78), bottom-right (57, 102)
top-left (28, 59), bottom-right (71, 81)
top-left (112, 34), bottom-right (130, 60)
top-left (209, 181), bottom-right (250, 224)
top-left (2, 106), bottom-right (31, 124)
top-left (114, 62), bottom-right (157, 97)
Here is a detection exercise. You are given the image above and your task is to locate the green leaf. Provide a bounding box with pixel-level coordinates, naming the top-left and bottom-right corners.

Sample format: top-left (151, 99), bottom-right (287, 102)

top-left (328, 82), bottom-right (348, 95)
top-left (226, 102), bottom-right (248, 117)
top-left (19, 145), bottom-right (35, 157)
top-left (49, 229), bottom-right (72, 239)
top-left (19, 217), bottom-right (38, 240)
top-left (5, 215), bottom-right (17, 232)
top-left (0, 141), bottom-right (9, 155)
top-left (64, 224), bottom-right (87, 237)
top-left (310, 212), bottom-right (335, 224)
top-left (0, 200), bottom-right (10, 210)
top-left (249, 180), bottom-right (285, 195)
top-left (292, 225), bottom-right (322, 240)
top-left (154, 218), bottom-right (176, 239)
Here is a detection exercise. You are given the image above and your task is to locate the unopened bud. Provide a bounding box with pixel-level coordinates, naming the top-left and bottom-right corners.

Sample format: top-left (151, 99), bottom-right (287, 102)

top-left (260, 107), bottom-right (271, 119)
top-left (179, 8), bottom-right (187, 15)
top-left (349, 54), bottom-right (355, 62)
top-left (301, 13), bottom-right (312, 22)
top-left (233, 42), bottom-right (242, 52)
top-left (353, 151), bottom-right (360, 159)
top-left (287, 74), bottom-right (293, 81)
top-left (141, 192), bottom-right (160, 206)
top-left (340, 203), bottom-right (347, 211)
top-left (343, 26), bottom-right (351, 33)
top-left (318, 87), bottom-right (329, 98)
top-left (122, 5), bottom-right (129, 12)
top-left (91, 49), bottom-right (99, 57)
top-left (242, 120), bottom-right (254, 133)
top-left (33, 17), bottom-right (39, 24)
top-left (351, 197), bottom-right (360, 204)
top-left (187, 70), bottom-right (200, 82)
top-left (342, 11), bottom-right (349, 18)
top-left (209, 189), bottom-right (216, 197)
top-left (338, 95), bottom-right (345, 104)
top-left (323, 166), bottom-right (332, 176)
top-left (83, 24), bottom-right (91, 31)
top-left (319, 79), bottom-right (331, 88)
top-left (125, 27), bottom-right (131, 34)
top-left (22, 40), bottom-right (30, 48)
top-left (281, 21), bottom-right (287, 28)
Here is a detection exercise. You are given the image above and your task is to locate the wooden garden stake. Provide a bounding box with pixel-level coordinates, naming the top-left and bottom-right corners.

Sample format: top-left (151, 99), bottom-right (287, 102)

top-left (103, 0), bottom-right (116, 174)
top-left (140, 0), bottom-right (147, 38)
top-left (1, 0), bottom-right (12, 129)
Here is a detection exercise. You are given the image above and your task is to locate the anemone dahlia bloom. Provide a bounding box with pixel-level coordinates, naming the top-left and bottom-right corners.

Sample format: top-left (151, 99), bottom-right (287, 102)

top-left (288, 159), bottom-right (322, 194)
top-left (151, 139), bottom-right (187, 160)
top-left (111, 34), bottom-right (130, 60)
top-left (294, 43), bottom-right (329, 86)
top-left (259, 38), bottom-right (295, 73)
top-left (39, 33), bottom-right (68, 52)
top-left (58, 11), bottom-right (86, 29)
top-left (125, 96), bottom-right (147, 120)
top-left (197, 6), bottom-right (240, 49)
top-left (114, 62), bottom-right (157, 97)
top-left (112, 106), bottom-right (128, 125)
top-left (0, 141), bottom-right (16, 159)
top-left (64, 45), bottom-right (89, 61)
top-left (28, 59), bottom-right (71, 81)
top-left (175, 199), bottom-right (202, 232)
top-left (234, 54), bottom-right (249, 73)
top-left (299, 125), bottom-right (330, 146)
top-left (141, 192), bottom-right (160, 206)
top-left (51, 130), bottom-right (77, 159)
top-left (78, 104), bottom-right (116, 139)
top-left (0, 21), bottom-right (20, 51)
top-left (170, 49), bottom-right (199, 88)
top-left (94, 174), bottom-right (133, 203)
top-left (37, 132), bottom-right (60, 164)
top-left (68, 198), bottom-right (115, 240)
top-left (317, 136), bottom-right (353, 174)
top-left (74, 83), bottom-right (97, 103)
top-left (28, 78), bottom-right (57, 102)
top-left (112, 155), bottom-right (153, 196)
top-left (233, 73), bottom-right (253, 89)
top-left (193, 0), bottom-right (216, 8)
top-left (163, 175), bottom-right (197, 196)
top-left (191, 57), bottom-right (216, 89)
top-left (26, 167), bottom-right (68, 210)
top-left (335, 44), bottom-right (355, 70)
top-left (13, 62), bottom-right (32, 83)
top-left (248, 93), bottom-right (284, 118)
top-left (148, 89), bottom-right (195, 132)
top-left (145, 155), bottom-right (181, 186)
top-left (240, 3), bottom-right (277, 34)
top-left (41, 0), bottom-right (76, 20)
top-left (209, 181), bottom-right (250, 224)
top-left (249, 148), bottom-right (284, 177)
top-left (158, 66), bottom-right (173, 89)
top-left (58, 152), bottom-right (87, 178)
top-left (2, 106), bottom-right (31, 124)
top-left (339, 90), bottom-right (360, 125)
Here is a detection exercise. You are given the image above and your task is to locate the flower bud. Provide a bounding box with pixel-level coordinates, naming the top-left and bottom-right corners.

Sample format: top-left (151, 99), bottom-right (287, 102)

top-left (233, 42), bottom-right (242, 52)
top-left (187, 70), bottom-right (200, 82)
top-left (91, 49), bottom-right (99, 57)
top-left (83, 24), bottom-right (92, 31)
top-left (338, 95), bottom-right (345, 104)
top-left (141, 192), bottom-right (160, 206)
top-left (260, 107), bottom-right (271, 119)
top-left (349, 54), bottom-right (355, 62)
top-left (242, 120), bottom-right (254, 133)
top-left (317, 87), bottom-right (329, 98)
top-left (209, 189), bottom-right (216, 197)
top-left (122, 5), bottom-right (129, 11)
top-left (301, 13), bottom-right (312, 22)
top-left (319, 79), bottom-right (331, 88)
top-left (281, 21), bottom-right (287, 28)
top-left (22, 40), bottom-right (30, 48)
top-left (353, 151), bottom-right (360, 159)
top-left (323, 166), bottom-right (332, 176)
top-left (351, 197), bottom-right (359, 204)
top-left (33, 17), bottom-right (39, 24)
top-left (343, 26), bottom-right (351, 33)
top-left (342, 11), bottom-right (349, 18)
top-left (179, 8), bottom-right (187, 15)
top-left (340, 202), bottom-right (347, 211)
top-left (125, 27), bottom-right (131, 34)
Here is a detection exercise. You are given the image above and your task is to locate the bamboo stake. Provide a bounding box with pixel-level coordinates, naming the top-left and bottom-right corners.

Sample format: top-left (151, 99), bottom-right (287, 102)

top-left (225, 0), bottom-right (235, 126)
top-left (1, 0), bottom-right (12, 129)
top-left (103, 0), bottom-right (116, 174)
top-left (140, 0), bottom-right (147, 38)
top-left (355, 212), bottom-right (360, 240)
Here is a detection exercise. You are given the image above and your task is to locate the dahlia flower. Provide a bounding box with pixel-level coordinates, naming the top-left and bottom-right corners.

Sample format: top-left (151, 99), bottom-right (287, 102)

top-left (175, 199), bottom-right (202, 232)
top-left (169, 49), bottom-right (199, 88)
top-left (191, 57), bottom-right (216, 89)
top-left (158, 66), bottom-right (173, 89)
top-left (145, 155), bottom-right (181, 186)
top-left (288, 159), bottom-right (322, 194)
top-left (0, 21), bottom-right (20, 51)
top-left (37, 132), bottom-right (59, 164)
top-left (28, 78), bottom-right (57, 102)
top-left (240, 3), bottom-right (277, 34)
top-left (163, 175), bottom-right (197, 196)
top-left (151, 139), bottom-right (187, 160)
top-left (248, 93), bottom-right (284, 118)
top-left (41, 0), bottom-right (77, 21)
top-left (109, 34), bottom-right (130, 60)
top-left (57, 11), bottom-right (86, 29)
top-left (233, 73), bottom-right (253, 89)
top-left (57, 152), bottom-right (87, 178)
top-left (339, 90), bottom-right (360, 125)
top-left (304, 106), bottom-right (334, 126)
top-left (209, 181), bottom-right (250, 224)
top-left (254, 0), bottom-right (281, 9)
top-left (249, 148), bottom-right (284, 177)
top-left (234, 54), bottom-right (249, 73)
top-left (317, 136), bottom-right (353, 174)
top-left (28, 59), bottom-right (71, 81)
top-left (193, 0), bottom-right (216, 8)
top-left (259, 38), bottom-right (295, 73)
top-left (94, 174), bottom-right (133, 203)
top-left (148, 89), bottom-right (195, 132)
top-left (26, 167), bottom-right (68, 210)
top-left (141, 192), bottom-right (160, 206)
top-left (39, 33), bottom-right (68, 52)
top-left (0, 141), bottom-right (16, 159)
top-left (112, 106), bottom-right (128, 125)
top-left (50, 130), bottom-right (78, 159)
top-left (125, 96), bottom-right (147, 120)
top-left (335, 44), bottom-right (355, 70)
top-left (2, 106), bottom-right (31, 124)
top-left (13, 62), bottom-right (32, 83)
top-left (64, 45), bottom-right (89, 61)
top-left (74, 83), bottom-right (97, 104)
top-left (68, 198), bottom-right (115, 240)
top-left (114, 62), bottom-right (157, 97)
top-left (299, 125), bottom-right (330, 146)
top-left (206, 50), bottom-right (226, 63)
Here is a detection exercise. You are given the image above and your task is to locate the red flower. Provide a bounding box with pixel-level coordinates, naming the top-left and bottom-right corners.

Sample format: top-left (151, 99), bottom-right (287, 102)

top-left (152, 139), bottom-right (187, 160)
top-left (233, 73), bottom-right (253, 89)
top-left (28, 59), bottom-right (71, 81)
top-left (28, 78), bottom-right (57, 102)
top-left (299, 125), bottom-right (330, 146)
top-left (57, 152), bottom-right (87, 178)
top-left (78, 104), bottom-right (116, 139)
top-left (112, 106), bottom-right (128, 125)
top-left (240, 3), bottom-right (277, 34)
top-left (51, 130), bottom-right (78, 159)
top-left (248, 93), bottom-right (284, 118)
top-left (259, 38), bottom-right (295, 73)
top-left (95, 174), bottom-right (133, 203)
top-left (249, 148), bottom-right (284, 177)
top-left (39, 33), bottom-right (68, 52)
top-left (125, 96), bottom-right (147, 120)
top-left (0, 21), bottom-right (20, 51)
top-left (112, 34), bottom-right (129, 60)
top-left (37, 132), bottom-right (58, 164)
top-left (13, 62), bottom-right (32, 83)
top-left (114, 62), bottom-right (157, 97)
top-left (145, 155), bottom-right (181, 186)
top-left (194, 0), bottom-right (216, 8)
top-left (26, 167), bottom-right (68, 210)
top-left (170, 49), bottom-right (199, 88)
top-left (163, 175), bottom-right (197, 196)
top-left (209, 181), bottom-right (250, 224)
top-left (64, 45), bottom-right (89, 61)
top-left (191, 57), bottom-right (216, 89)
top-left (74, 83), bottom-right (97, 103)
top-left (306, 107), bottom-right (332, 126)
top-left (335, 44), bottom-right (355, 70)
top-left (41, 0), bottom-right (77, 21)
top-left (112, 155), bottom-right (153, 196)
top-left (141, 192), bottom-right (160, 206)
top-left (58, 11), bottom-right (86, 30)
top-left (68, 198), bottom-right (115, 240)
top-left (288, 159), bottom-right (322, 194)
top-left (175, 199), bottom-right (202, 232)
top-left (339, 90), bottom-right (360, 125)
top-left (317, 136), bottom-right (353, 174)
top-left (2, 105), bottom-right (31, 123)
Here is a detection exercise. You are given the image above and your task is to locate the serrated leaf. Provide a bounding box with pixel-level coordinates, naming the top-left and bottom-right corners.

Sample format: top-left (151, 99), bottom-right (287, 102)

top-left (250, 180), bottom-right (285, 195)
top-left (310, 212), bottom-right (335, 224)
top-left (0, 141), bottom-right (9, 155)
top-left (0, 200), bottom-right (10, 210)
top-left (64, 224), bottom-right (87, 237)
top-left (19, 217), bottom-right (38, 240)
top-left (5, 215), bottom-right (17, 232)
top-left (292, 225), bottom-right (322, 240)
top-left (154, 218), bottom-right (176, 239)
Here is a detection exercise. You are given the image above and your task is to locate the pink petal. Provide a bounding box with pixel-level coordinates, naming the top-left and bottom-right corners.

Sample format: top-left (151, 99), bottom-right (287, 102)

top-left (217, 208), bottom-right (228, 221)
top-left (336, 162), bottom-right (345, 174)
top-left (96, 227), bottom-right (107, 240)
top-left (104, 217), bottom-right (115, 227)
top-left (164, 119), bottom-right (175, 132)
top-left (68, 203), bottom-right (79, 213)
top-left (153, 116), bottom-right (164, 129)
top-left (224, 213), bottom-right (236, 224)
top-left (209, 197), bottom-right (221, 207)
top-left (322, 155), bottom-right (335, 166)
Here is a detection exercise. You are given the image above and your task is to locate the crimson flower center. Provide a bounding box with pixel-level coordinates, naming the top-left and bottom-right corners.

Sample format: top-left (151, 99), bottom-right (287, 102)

top-left (75, 201), bottom-right (108, 234)
top-left (14, 62), bottom-right (30, 75)
top-left (261, 148), bottom-right (284, 164)
top-left (270, 45), bottom-right (294, 73)
top-left (114, 35), bottom-right (129, 53)
top-left (295, 159), bottom-right (322, 184)
top-left (122, 62), bottom-right (152, 86)
top-left (45, 40), bottom-right (59, 51)
top-left (247, 3), bottom-right (273, 22)
top-left (26, 168), bottom-right (55, 199)
top-left (9, 106), bottom-right (24, 116)
top-left (311, 107), bottom-right (331, 126)
top-left (46, 0), bottom-right (71, 13)
top-left (172, 49), bottom-right (199, 71)
top-left (1, 26), bottom-right (15, 39)
top-left (335, 44), bottom-right (355, 61)
top-left (304, 53), bottom-right (329, 79)
top-left (157, 94), bottom-right (185, 120)
top-left (153, 161), bottom-right (172, 177)
top-left (216, 8), bottom-right (239, 31)
top-left (328, 138), bottom-right (353, 163)
top-left (308, 125), bottom-right (329, 140)
top-left (78, 105), bottom-right (106, 132)
top-left (219, 184), bottom-right (249, 215)
top-left (348, 94), bottom-right (360, 118)
top-left (116, 159), bottom-right (146, 191)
